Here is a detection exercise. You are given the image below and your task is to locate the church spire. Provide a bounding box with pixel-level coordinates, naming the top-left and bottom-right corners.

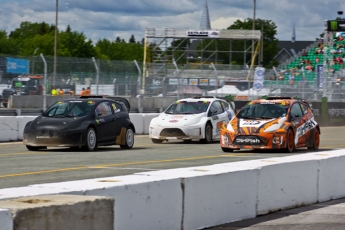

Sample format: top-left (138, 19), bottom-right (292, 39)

top-left (292, 22), bottom-right (296, 43)
top-left (200, 0), bottom-right (211, 30)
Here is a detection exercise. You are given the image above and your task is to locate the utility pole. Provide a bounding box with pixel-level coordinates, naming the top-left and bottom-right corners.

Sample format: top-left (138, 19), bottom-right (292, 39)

top-left (53, 0), bottom-right (59, 86)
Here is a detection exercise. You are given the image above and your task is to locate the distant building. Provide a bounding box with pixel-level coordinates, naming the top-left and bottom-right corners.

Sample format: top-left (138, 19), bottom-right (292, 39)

top-left (274, 40), bottom-right (316, 65)
top-left (200, 0), bottom-right (211, 30)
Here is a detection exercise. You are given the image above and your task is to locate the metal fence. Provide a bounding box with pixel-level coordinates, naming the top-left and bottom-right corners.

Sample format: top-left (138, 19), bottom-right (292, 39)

top-left (1, 55), bottom-right (344, 101)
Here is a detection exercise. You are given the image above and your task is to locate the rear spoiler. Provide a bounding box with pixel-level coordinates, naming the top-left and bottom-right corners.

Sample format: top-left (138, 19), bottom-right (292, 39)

top-left (80, 96), bottom-right (131, 111)
top-left (111, 97), bottom-right (131, 111)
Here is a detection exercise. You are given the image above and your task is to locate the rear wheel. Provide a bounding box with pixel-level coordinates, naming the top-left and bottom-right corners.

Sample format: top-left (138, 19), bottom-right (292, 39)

top-left (284, 129), bottom-right (295, 153)
top-left (84, 127), bottom-right (97, 151)
top-left (307, 129), bottom-right (320, 151)
top-left (120, 127), bottom-right (135, 149)
top-left (200, 123), bottom-right (213, 144)
top-left (151, 138), bottom-right (163, 144)
top-left (221, 147), bottom-right (233, 152)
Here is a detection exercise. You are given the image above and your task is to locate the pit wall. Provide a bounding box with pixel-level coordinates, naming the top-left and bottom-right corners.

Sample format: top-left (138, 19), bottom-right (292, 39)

top-left (7, 95), bottom-right (345, 127)
top-left (1, 149), bottom-right (345, 230)
top-left (0, 114), bottom-right (159, 142)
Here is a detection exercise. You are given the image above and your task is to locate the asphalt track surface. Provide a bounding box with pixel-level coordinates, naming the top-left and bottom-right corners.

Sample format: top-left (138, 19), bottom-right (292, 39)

top-left (0, 126), bottom-right (344, 229)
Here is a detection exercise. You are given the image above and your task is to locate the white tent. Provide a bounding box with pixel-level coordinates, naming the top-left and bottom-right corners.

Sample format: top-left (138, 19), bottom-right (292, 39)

top-left (207, 85), bottom-right (272, 99)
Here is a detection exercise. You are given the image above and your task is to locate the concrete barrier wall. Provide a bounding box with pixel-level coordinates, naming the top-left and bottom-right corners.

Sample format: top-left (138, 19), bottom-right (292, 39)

top-left (1, 149), bottom-right (345, 230)
top-left (0, 114), bottom-right (160, 142)
top-left (0, 195), bottom-right (114, 230)
top-left (0, 208), bottom-right (12, 230)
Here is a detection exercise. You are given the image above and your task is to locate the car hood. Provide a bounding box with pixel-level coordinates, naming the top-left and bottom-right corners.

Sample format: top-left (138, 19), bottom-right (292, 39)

top-left (30, 116), bottom-right (82, 130)
top-left (154, 113), bottom-right (205, 127)
top-left (228, 117), bottom-right (286, 133)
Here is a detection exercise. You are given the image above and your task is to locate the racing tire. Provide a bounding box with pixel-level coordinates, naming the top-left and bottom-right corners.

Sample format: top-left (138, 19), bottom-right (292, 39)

top-left (200, 123), bottom-right (213, 144)
top-left (26, 146), bottom-right (46, 151)
top-left (307, 129), bottom-right (320, 151)
top-left (221, 147), bottom-right (233, 153)
top-left (120, 127), bottom-right (135, 149)
top-left (151, 138), bottom-right (163, 144)
top-left (284, 129), bottom-right (295, 153)
top-left (84, 127), bottom-right (97, 151)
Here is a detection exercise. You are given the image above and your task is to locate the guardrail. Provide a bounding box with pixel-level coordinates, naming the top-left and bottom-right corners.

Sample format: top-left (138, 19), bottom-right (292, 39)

top-left (0, 114), bottom-right (160, 142)
top-left (0, 149), bottom-right (345, 229)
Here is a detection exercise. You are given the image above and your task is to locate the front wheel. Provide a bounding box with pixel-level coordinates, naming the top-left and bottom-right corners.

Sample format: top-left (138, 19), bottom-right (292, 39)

top-left (307, 129), bottom-right (320, 151)
top-left (84, 127), bottom-right (97, 151)
top-left (120, 127), bottom-right (135, 149)
top-left (200, 123), bottom-right (213, 144)
top-left (284, 129), bottom-right (295, 153)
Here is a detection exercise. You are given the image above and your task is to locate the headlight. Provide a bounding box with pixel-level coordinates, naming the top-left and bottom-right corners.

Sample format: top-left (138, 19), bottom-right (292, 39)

top-left (227, 123), bottom-right (235, 132)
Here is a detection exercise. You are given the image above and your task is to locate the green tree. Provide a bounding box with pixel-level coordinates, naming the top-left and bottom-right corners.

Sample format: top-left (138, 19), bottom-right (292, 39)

top-left (0, 30), bottom-right (18, 54)
top-left (58, 30), bottom-right (95, 57)
top-left (195, 18), bottom-right (279, 67)
top-left (129, 35), bottom-right (136, 43)
top-left (166, 39), bottom-right (191, 64)
top-left (227, 18), bottom-right (279, 67)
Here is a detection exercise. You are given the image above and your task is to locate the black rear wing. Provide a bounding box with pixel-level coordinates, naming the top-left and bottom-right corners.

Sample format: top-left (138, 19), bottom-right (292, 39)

top-left (79, 96), bottom-right (131, 111)
top-left (111, 97), bottom-right (131, 111)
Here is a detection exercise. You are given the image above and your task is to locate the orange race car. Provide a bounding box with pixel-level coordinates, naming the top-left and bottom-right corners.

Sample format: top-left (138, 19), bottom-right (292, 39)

top-left (220, 97), bottom-right (320, 153)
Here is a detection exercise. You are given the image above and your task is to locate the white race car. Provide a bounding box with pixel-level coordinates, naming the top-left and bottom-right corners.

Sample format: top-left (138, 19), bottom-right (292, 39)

top-left (149, 96), bottom-right (235, 143)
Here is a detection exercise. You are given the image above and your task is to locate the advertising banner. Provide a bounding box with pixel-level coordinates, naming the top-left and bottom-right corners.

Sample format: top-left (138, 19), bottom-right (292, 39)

top-left (186, 30), bottom-right (220, 38)
top-left (6, 57), bottom-right (29, 74)
top-left (253, 67), bottom-right (265, 91)
top-left (327, 20), bottom-right (345, 32)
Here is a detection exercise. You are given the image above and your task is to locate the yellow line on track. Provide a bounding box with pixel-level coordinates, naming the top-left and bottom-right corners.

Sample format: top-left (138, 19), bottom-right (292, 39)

top-left (0, 153), bottom-right (248, 179)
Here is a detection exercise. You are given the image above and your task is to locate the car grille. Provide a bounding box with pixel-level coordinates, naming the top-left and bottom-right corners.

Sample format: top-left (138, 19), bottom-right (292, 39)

top-left (160, 128), bottom-right (186, 137)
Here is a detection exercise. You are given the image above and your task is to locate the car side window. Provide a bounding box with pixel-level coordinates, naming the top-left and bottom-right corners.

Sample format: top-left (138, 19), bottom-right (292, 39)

top-left (220, 101), bottom-right (230, 111)
top-left (290, 103), bottom-right (303, 118)
top-left (95, 102), bottom-right (112, 118)
top-left (300, 103), bottom-right (309, 114)
top-left (209, 101), bottom-right (223, 116)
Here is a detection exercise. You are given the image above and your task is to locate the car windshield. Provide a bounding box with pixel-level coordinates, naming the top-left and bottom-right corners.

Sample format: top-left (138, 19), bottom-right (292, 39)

top-left (42, 100), bottom-right (94, 117)
top-left (237, 103), bottom-right (289, 119)
top-left (165, 101), bottom-right (210, 114)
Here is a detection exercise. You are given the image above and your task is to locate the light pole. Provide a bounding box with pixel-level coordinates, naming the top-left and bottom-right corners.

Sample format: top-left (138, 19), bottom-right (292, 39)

top-left (32, 48), bottom-right (39, 74)
top-left (53, 0), bottom-right (59, 86)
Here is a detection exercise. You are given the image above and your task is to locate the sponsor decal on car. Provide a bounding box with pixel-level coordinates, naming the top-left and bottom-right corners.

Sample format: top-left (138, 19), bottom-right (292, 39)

top-left (171, 116), bottom-right (183, 119)
top-left (234, 136), bottom-right (261, 145)
top-left (239, 119), bottom-right (273, 127)
top-left (169, 120), bottom-right (179, 123)
top-left (212, 115), bottom-right (219, 120)
top-left (296, 118), bottom-right (317, 140)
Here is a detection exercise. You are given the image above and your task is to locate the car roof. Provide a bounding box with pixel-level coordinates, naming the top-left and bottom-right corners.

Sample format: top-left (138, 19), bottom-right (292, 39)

top-left (177, 96), bottom-right (224, 102)
top-left (249, 96), bottom-right (311, 107)
top-left (63, 96), bottom-right (131, 110)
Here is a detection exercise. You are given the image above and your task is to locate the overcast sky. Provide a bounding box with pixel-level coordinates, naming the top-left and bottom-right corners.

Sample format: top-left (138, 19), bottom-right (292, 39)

top-left (1, 0), bottom-right (344, 43)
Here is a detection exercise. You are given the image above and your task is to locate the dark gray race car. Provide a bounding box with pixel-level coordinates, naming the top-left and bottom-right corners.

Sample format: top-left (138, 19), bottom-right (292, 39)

top-left (23, 96), bottom-right (135, 151)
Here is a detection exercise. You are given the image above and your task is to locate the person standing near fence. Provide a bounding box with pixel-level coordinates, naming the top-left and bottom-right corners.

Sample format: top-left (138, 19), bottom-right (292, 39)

top-left (80, 88), bottom-right (85, 96)
top-left (85, 87), bottom-right (90, 96)
top-left (59, 88), bottom-right (64, 95)
top-left (51, 87), bottom-right (58, 96)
